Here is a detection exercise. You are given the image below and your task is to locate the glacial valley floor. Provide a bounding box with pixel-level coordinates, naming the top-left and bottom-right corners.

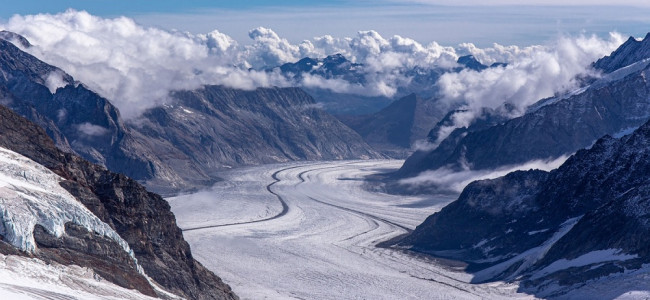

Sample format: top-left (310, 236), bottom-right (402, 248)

top-left (168, 160), bottom-right (537, 300)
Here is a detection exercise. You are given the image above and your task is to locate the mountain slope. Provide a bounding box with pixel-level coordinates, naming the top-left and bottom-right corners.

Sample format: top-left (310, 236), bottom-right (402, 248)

top-left (0, 104), bottom-right (237, 299)
top-left (130, 85), bottom-right (380, 192)
top-left (397, 119), bottom-right (650, 298)
top-left (0, 33), bottom-right (381, 194)
top-left (338, 93), bottom-right (445, 157)
top-left (0, 36), bottom-right (190, 190)
top-left (593, 33), bottom-right (650, 73)
top-left (398, 36), bottom-right (650, 178)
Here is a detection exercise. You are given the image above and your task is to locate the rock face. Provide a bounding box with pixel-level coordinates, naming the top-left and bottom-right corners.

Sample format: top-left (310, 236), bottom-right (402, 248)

top-left (398, 119), bottom-right (650, 297)
top-left (593, 33), bottom-right (650, 73)
top-left (130, 85), bottom-right (380, 192)
top-left (398, 37), bottom-right (650, 178)
top-left (0, 104), bottom-right (237, 299)
top-left (338, 94), bottom-right (445, 157)
top-left (0, 36), bottom-right (186, 189)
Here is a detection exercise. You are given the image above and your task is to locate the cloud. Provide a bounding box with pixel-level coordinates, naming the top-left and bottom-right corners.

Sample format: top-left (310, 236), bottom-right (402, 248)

top-left (76, 122), bottom-right (109, 136)
top-left (44, 70), bottom-right (68, 93)
top-left (0, 10), bottom-right (627, 121)
top-left (430, 32), bottom-right (626, 144)
top-left (399, 155), bottom-right (569, 193)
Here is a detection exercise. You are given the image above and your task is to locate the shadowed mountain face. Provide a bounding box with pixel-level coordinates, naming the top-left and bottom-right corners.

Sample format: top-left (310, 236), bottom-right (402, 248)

top-left (397, 34), bottom-right (650, 179)
top-left (338, 93), bottom-right (446, 157)
top-left (398, 119), bottom-right (650, 298)
top-left (0, 104), bottom-right (237, 299)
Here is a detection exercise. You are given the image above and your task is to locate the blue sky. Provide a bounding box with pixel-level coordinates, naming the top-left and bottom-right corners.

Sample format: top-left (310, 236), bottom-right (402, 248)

top-left (3, 1), bottom-right (650, 46)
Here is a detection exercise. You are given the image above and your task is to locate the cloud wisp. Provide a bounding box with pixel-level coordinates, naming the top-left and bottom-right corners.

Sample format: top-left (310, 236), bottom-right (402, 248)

top-left (1, 10), bottom-right (626, 120)
top-left (399, 155), bottom-right (569, 193)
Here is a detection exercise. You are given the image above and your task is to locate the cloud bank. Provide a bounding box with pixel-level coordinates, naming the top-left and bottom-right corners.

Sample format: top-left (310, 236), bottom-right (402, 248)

top-left (1, 10), bottom-right (626, 120)
top-left (428, 33), bottom-right (626, 144)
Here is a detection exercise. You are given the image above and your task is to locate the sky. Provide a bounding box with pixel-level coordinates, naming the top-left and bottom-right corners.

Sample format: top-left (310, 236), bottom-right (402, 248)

top-left (2, 1), bottom-right (650, 46)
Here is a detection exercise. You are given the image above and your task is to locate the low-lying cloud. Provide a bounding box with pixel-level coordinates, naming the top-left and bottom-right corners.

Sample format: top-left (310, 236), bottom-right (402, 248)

top-left (1, 10), bottom-right (626, 120)
top-left (430, 33), bottom-right (625, 144)
top-left (399, 155), bottom-right (569, 193)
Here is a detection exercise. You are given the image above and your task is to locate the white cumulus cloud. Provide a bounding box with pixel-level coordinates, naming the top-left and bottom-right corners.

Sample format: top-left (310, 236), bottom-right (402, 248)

top-left (0, 9), bottom-right (627, 122)
top-left (430, 32), bottom-right (626, 144)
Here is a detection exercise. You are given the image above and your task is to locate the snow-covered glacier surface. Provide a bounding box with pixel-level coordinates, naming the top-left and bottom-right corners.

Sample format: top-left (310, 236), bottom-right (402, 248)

top-left (0, 147), bottom-right (132, 255)
top-left (168, 160), bottom-right (536, 300)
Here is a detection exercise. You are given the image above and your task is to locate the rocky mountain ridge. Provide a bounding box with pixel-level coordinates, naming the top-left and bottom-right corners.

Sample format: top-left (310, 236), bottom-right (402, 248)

top-left (397, 34), bottom-right (650, 179)
top-left (0, 104), bottom-right (237, 299)
top-left (397, 118), bottom-right (650, 298)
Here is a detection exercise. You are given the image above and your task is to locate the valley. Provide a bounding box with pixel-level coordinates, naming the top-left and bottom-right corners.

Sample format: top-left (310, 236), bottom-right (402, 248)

top-left (168, 160), bottom-right (533, 300)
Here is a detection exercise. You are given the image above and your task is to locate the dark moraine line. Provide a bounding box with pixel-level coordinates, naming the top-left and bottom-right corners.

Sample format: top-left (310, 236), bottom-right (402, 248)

top-left (182, 165), bottom-right (301, 232)
top-left (297, 168), bottom-right (413, 233)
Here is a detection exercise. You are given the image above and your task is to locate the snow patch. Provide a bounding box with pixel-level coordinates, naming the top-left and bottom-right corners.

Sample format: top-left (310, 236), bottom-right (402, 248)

top-left (531, 249), bottom-right (638, 280)
top-left (527, 229), bottom-right (549, 235)
top-left (473, 216), bottom-right (582, 282)
top-left (0, 253), bottom-right (157, 300)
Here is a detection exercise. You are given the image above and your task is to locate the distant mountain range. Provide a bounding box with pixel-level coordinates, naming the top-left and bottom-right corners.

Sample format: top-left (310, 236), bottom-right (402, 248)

top-left (286, 54), bottom-right (507, 156)
top-left (271, 53), bottom-right (504, 117)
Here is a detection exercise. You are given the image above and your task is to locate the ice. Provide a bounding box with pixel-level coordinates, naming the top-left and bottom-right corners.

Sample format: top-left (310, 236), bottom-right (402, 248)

top-left (169, 160), bottom-right (537, 299)
top-left (0, 147), bottom-right (134, 257)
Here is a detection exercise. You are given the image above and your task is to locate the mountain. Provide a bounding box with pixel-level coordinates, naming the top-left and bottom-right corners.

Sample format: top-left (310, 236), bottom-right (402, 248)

top-left (456, 55), bottom-right (488, 71)
top-left (0, 33), bottom-right (380, 194)
top-left (337, 93), bottom-right (446, 157)
top-left (129, 85), bottom-right (380, 192)
top-left (593, 33), bottom-right (650, 73)
top-left (397, 118), bottom-right (650, 298)
top-left (398, 35), bottom-right (650, 179)
top-left (0, 104), bottom-right (237, 299)
top-left (273, 53), bottom-right (503, 116)
top-left (0, 35), bottom-right (189, 190)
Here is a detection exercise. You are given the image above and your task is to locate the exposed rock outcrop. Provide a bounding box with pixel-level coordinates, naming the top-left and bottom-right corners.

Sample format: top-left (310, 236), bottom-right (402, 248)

top-left (0, 104), bottom-right (237, 299)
